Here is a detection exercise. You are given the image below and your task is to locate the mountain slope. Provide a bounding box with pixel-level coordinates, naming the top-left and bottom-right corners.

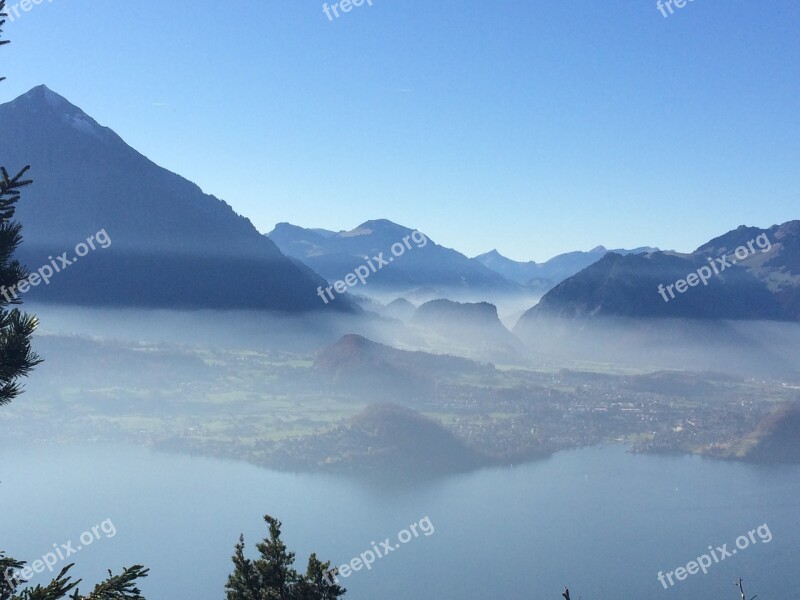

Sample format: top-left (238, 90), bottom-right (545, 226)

top-left (409, 299), bottom-right (525, 362)
top-left (697, 221), bottom-right (800, 319)
top-left (314, 333), bottom-right (494, 401)
top-left (0, 85), bottom-right (344, 311)
top-left (259, 403), bottom-right (491, 475)
top-left (269, 219), bottom-right (523, 299)
top-left (710, 403), bottom-right (800, 464)
top-left (515, 222), bottom-right (799, 333)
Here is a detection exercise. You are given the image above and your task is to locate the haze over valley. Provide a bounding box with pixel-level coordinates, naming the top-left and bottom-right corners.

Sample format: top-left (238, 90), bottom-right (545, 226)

top-left (1, 88), bottom-right (799, 479)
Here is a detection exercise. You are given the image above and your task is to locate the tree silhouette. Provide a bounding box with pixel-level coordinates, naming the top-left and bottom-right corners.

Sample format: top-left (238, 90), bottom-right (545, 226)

top-left (0, 2), bottom-right (39, 408)
top-left (226, 515), bottom-right (346, 600)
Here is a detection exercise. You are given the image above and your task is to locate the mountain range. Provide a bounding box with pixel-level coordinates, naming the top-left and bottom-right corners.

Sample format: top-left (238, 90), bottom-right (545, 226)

top-left (268, 220), bottom-right (522, 301)
top-left (2, 86), bottom-right (798, 326)
top-left (515, 221), bottom-right (800, 338)
top-left (269, 220), bottom-right (665, 303)
top-left (474, 245), bottom-right (659, 292)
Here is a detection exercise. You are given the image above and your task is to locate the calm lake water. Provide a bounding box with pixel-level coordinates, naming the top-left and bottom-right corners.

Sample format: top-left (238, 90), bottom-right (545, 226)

top-left (1, 443), bottom-right (797, 599)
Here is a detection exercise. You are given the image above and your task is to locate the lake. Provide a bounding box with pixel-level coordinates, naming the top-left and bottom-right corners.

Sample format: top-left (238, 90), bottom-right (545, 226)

top-left (1, 443), bottom-right (797, 599)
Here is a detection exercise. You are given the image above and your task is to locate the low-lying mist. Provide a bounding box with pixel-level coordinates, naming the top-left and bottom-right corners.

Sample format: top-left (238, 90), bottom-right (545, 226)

top-left (514, 314), bottom-right (800, 380)
top-left (27, 302), bottom-right (800, 382)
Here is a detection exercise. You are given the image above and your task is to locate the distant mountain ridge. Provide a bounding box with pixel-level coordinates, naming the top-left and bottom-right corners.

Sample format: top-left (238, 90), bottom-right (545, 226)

top-left (269, 219), bottom-right (523, 300)
top-left (474, 245), bottom-right (660, 291)
top-left (515, 221), bottom-right (800, 335)
top-left (0, 85), bottom-right (344, 311)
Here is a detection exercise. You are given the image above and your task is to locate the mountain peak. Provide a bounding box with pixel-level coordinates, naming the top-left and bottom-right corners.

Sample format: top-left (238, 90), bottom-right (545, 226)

top-left (4, 85), bottom-right (107, 139)
top-left (271, 222), bottom-right (308, 234)
top-left (359, 218), bottom-right (400, 228)
top-left (13, 85), bottom-right (76, 111)
top-left (343, 219), bottom-right (407, 237)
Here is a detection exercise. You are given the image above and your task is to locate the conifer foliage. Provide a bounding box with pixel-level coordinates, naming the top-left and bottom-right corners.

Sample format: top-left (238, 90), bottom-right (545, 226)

top-left (0, 0), bottom-right (39, 408)
top-left (226, 516), bottom-right (346, 600)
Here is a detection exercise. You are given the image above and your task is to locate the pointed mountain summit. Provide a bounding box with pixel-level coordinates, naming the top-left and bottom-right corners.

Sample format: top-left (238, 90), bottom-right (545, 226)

top-left (473, 249), bottom-right (539, 285)
top-left (8, 84), bottom-right (73, 112)
top-left (0, 86), bottom-right (344, 311)
top-left (8, 84), bottom-right (82, 113)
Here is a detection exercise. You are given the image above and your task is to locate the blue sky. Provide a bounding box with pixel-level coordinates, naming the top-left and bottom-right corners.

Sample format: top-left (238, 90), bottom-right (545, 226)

top-left (2, 0), bottom-right (798, 261)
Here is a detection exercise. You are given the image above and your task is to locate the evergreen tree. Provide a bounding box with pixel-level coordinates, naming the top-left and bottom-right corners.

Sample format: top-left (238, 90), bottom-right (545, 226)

top-left (226, 516), bottom-right (346, 600)
top-left (0, 558), bottom-right (148, 600)
top-left (293, 554), bottom-right (346, 600)
top-left (0, 0), bottom-right (39, 407)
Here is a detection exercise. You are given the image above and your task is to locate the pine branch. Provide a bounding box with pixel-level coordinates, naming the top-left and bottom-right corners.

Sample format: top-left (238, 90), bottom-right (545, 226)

top-left (13, 565), bottom-right (81, 600)
top-left (70, 566), bottom-right (149, 600)
top-left (0, 0), bottom-right (9, 57)
top-left (0, 166), bottom-right (33, 218)
top-left (0, 552), bottom-right (26, 600)
top-left (0, 309), bottom-right (42, 405)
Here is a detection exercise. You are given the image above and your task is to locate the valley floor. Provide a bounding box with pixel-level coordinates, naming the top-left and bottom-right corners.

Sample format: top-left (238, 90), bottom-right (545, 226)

top-left (3, 333), bottom-right (797, 474)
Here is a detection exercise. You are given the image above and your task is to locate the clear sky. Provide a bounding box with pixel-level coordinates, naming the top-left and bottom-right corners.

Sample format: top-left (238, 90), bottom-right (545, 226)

top-left (2, 0), bottom-right (798, 262)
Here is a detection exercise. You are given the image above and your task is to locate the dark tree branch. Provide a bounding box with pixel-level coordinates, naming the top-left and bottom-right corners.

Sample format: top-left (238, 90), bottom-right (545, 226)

top-left (735, 578), bottom-right (758, 600)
